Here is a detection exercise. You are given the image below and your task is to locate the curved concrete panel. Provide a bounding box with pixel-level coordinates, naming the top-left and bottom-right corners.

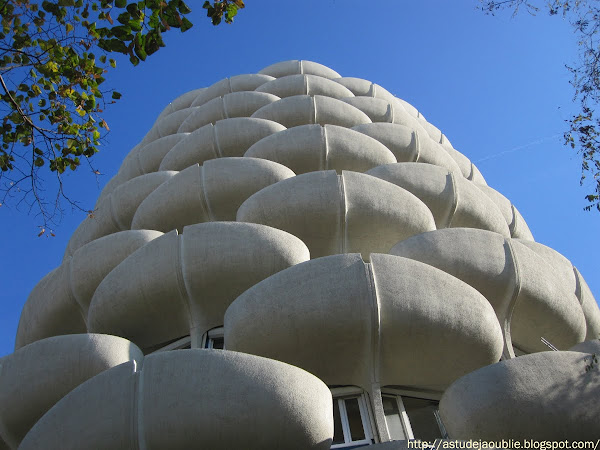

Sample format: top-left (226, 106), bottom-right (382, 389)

top-left (155, 88), bottom-right (206, 122)
top-left (20, 351), bottom-right (333, 450)
top-left (178, 92), bottom-right (280, 133)
top-left (367, 163), bottom-right (509, 236)
top-left (251, 95), bottom-right (372, 128)
top-left (64, 171), bottom-right (176, 257)
top-left (256, 74), bottom-right (354, 99)
top-left (259, 59), bottom-right (341, 79)
top-left (569, 339), bottom-right (600, 353)
top-left (118, 134), bottom-right (186, 182)
top-left (341, 96), bottom-right (394, 123)
top-left (390, 228), bottom-right (587, 356)
top-left (226, 253), bottom-right (502, 390)
top-left (132, 158), bottom-right (295, 232)
top-left (155, 107), bottom-right (196, 138)
top-left (159, 118), bottom-right (286, 171)
top-left (476, 184), bottom-right (535, 241)
top-left (352, 123), bottom-right (462, 174)
top-left (88, 222), bottom-right (310, 349)
top-left (190, 73), bottom-right (275, 107)
top-left (244, 124), bottom-right (396, 174)
top-left (237, 170), bottom-right (436, 259)
top-left (0, 334), bottom-right (143, 448)
top-left (439, 352), bottom-right (600, 439)
top-left (16, 230), bottom-right (163, 349)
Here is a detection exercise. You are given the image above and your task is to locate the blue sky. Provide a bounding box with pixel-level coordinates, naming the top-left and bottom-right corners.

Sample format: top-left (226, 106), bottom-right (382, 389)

top-left (1, 1), bottom-right (598, 357)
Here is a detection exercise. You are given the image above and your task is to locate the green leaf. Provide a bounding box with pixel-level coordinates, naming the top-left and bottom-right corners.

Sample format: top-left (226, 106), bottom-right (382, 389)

top-left (112, 91), bottom-right (122, 99)
top-left (109, 58), bottom-right (116, 68)
top-left (34, 157), bottom-right (45, 167)
top-left (129, 54), bottom-right (139, 66)
top-left (115, 0), bottom-right (126, 7)
top-left (181, 17), bottom-right (192, 31)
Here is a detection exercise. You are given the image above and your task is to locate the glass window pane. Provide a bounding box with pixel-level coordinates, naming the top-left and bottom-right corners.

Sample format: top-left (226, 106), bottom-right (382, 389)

top-left (382, 395), bottom-right (405, 440)
top-left (344, 397), bottom-right (366, 442)
top-left (211, 337), bottom-right (224, 349)
top-left (402, 397), bottom-right (443, 440)
top-left (333, 400), bottom-right (345, 444)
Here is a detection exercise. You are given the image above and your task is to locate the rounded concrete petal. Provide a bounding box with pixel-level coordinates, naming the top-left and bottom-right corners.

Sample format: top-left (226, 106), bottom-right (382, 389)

top-left (343, 171), bottom-right (436, 258)
top-left (179, 92), bottom-right (280, 133)
top-left (352, 123), bottom-right (418, 162)
top-left (372, 254), bottom-right (503, 389)
top-left (256, 74), bottom-right (354, 99)
top-left (450, 175), bottom-right (510, 236)
top-left (245, 124), bottom-right (395, 174)
top-left (511, 205), bottom-right (534, 241)
top-left (156, 107), bottom-right (196, 137)
top-left (510, 240), bottom-right (586, 352)
top-left (64, 171), bottom-right (176, 257)
top-left (21, 352), bottom-right (333, 450)
top-left (70, 230), bottom-right (164, 316)
top-left (88, 230), bottom-right (189, 349)
top-left (366, 163), bottom-right (509, 236)
top-left (19, 361), bottom-right (139, 450)
top-left (0, 334), bottom-right (142, 448)
top-left (159, 118), bottom-right (286, 171)
top-left (470, 162), bottom-right (487, 185)
top-left (136, 134), bottom-right (188, 175)
top-left (569, 339), bottom-right (600, 353)
top-left (418, 117), bottom-right (443, 143)
top-left (88, 223), bottom-right (309, 349)
top-left (226, 254), bottom-right (374, 386)
top-left (341, 96), bottom-right (394, 123)
top-left (237, 170), bottom-right (435, 260)
top-left (390, 228), bottom-right (587, 354)
top-left (367, 163), bottom-right (454, 229)
top-left (251, 95), bottom-right (371, 128)
top-left (439, 352), bottom-right (600, 439)
top-left (443, 146), bottom-right (474, 179)
top-left (577, 272), bottom-right (600, 339)
top-left (163, 88), bottom-right (207, 115)
top-left (395, 97), bottom-right (419, 118)
top-left (132, 158), bottom-right (295, 231)
top-left (332, 77), bottom-right (374, 96)
top-left (188, 76), bottom-right (276, 108)
top-left (416, 133), bottom-right (463, 174)
top-left (259, 59), bottom-right (340, 79)
top-left (391, 102), bottom-right (429, 135)
top-left (15, 264), bottom-right (86, 350)
top-left (226, 253), bottom-right (502, 389)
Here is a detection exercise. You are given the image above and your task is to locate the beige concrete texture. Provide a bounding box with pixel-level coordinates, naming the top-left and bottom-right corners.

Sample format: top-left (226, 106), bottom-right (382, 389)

top-left (367, 162), bottom-right (509, 235)
top-left (569, 339), bottom-right (600, 353)
top-left (341, 96), bottom-right (394, 123)
top-left (259, 59), bottom-right (341, 79)
top-left (159, 118), bottom-right (286, 171)
top-left (20, 351), bottom-right (333, 450)
top-left (439, 351), bottom-right (600, 439)
top-left (177, 91), bottom-right (281, 133)
top-left (390, 228), bottom-right (590, 357)
top-left (0, 334), bottom-right (142, 448)
top-left (237, 170), bottom-right (436, 260)
top-left (351, 123), bottom-right (462, 174)
top-left (476, 183), bottom-right (535, 240)
top-left (88, 222), bottom-right (309, 350)
top-left (63, 171), bottom-right (175, 257)
top-left (16, 230), bottom-right (163, 349)
top-left (190, 73), bottom-right (275, 107)
top-left (244, 124), bottom-right (396, 174)
top-left (225, 253), bottom-right (503, 390)
top-left (132, 158), bottom-right (295, 232)
top-left (251, 94), bottom-right (372, 128)
top-left (256, 74), bottom-right (355, 99)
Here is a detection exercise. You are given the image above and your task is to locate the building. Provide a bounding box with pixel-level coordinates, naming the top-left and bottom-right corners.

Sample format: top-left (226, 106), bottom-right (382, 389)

top-left (1, 60), bottom-right (599, 449)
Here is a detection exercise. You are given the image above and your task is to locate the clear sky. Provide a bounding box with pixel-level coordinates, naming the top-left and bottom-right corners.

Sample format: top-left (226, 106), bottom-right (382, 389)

top-left (1, 1), bottom-right (598, 357)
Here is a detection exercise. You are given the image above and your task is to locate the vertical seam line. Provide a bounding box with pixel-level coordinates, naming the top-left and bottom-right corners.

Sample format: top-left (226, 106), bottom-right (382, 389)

top-left (338, 173), bottom-right (347, 254)
top-left (445, 172), bottom-right (459, 228)
top-left (503, 238), bottom-right (523, 359)
top-left (322, 125), bottom-right (329, 171)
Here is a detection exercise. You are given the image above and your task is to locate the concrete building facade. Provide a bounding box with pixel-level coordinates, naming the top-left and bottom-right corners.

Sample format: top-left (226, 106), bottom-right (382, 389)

top-left (1, 60), bottom-right (599, 449)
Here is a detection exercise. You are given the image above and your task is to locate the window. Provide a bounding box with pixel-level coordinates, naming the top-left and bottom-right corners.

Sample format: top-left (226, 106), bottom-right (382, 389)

top-left (331, 388), bottom-right (375, 448)
top-left (203, 327), bottom-right (224, 349)
top-left (381, 389), bottom-right (448, 441)
top-left (149, 335), bottom-right (191, 353)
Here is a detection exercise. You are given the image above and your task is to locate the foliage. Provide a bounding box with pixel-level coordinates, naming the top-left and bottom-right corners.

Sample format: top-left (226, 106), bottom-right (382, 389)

top-left (0, 0), bottom-right (244, 231)
top-left (480, 0), bottom-right (600, 212)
